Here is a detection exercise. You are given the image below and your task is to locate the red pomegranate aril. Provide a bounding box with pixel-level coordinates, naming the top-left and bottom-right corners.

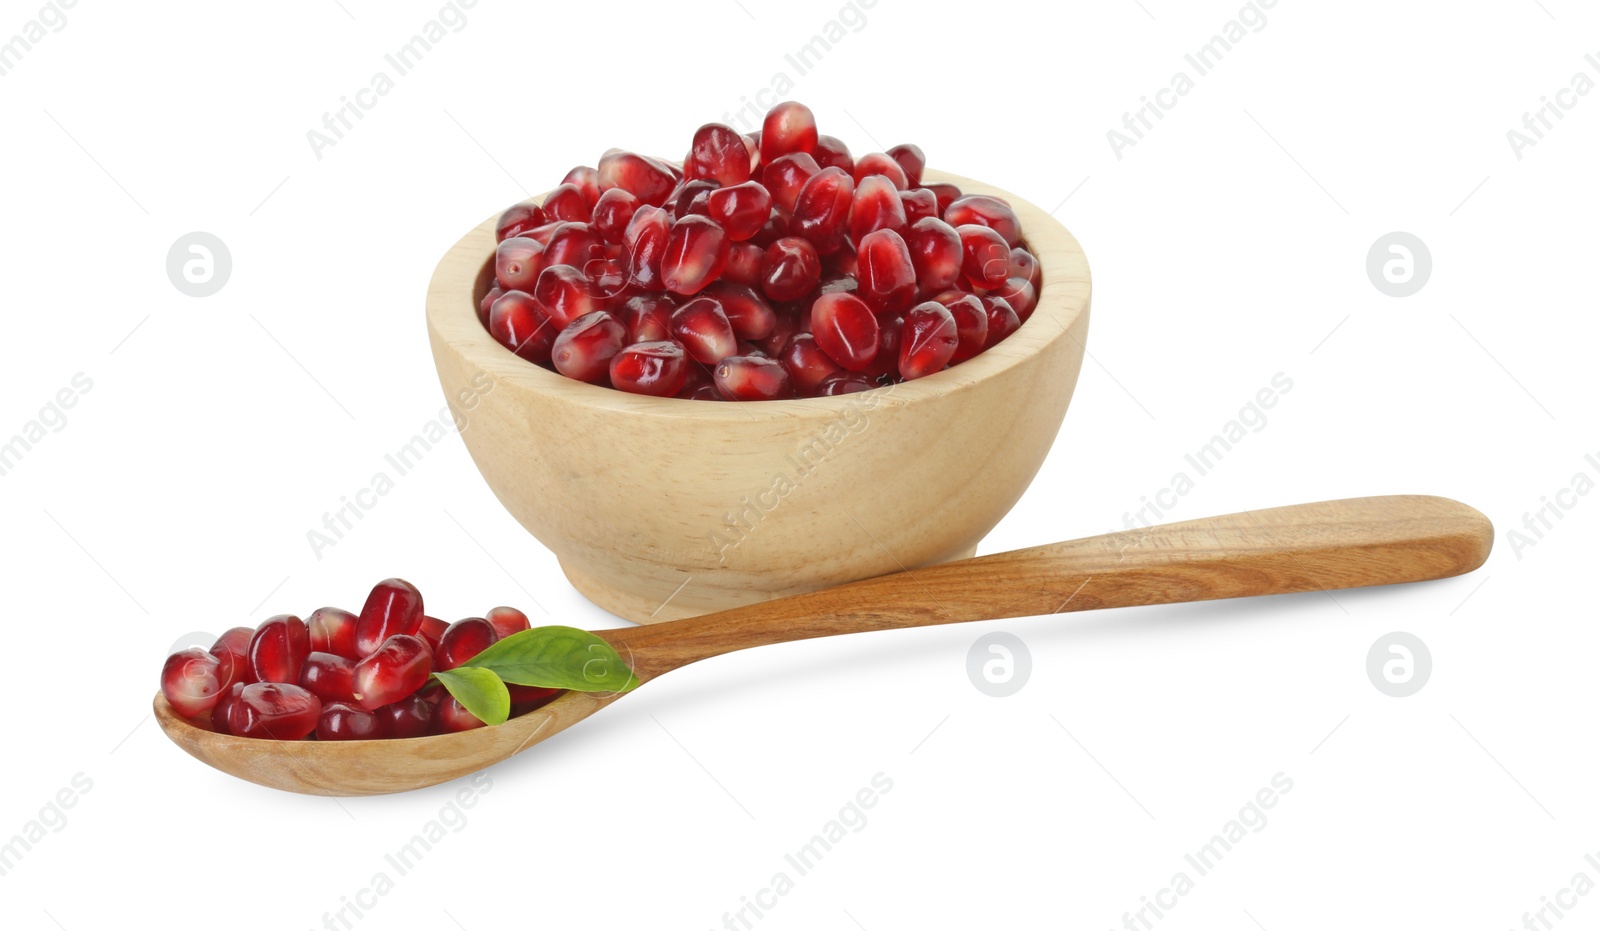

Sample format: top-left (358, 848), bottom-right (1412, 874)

top-left (760, 236), bottom-right (822, 302)
top-left (981, 294), bottom-right (1022, 348)
top-left (624, 205), bottom-right (672, 290)
top-left (437, 697), bottom-right (488, 733)
top-left (355, 578), bottom-right (424, 658)
top-left (544, 183), bottom-right (590, 223)
top-left (562, 165), bottom-right (601, 208)
top-left (671, 296), bottom-right (738, 364)
top-left (543, 222), bottom-right (607, 273)
top-left (380, 693), bottom-right (435, 739)
top-left (1009, 246), bottom-right (1042, 291)
top-left (671, 179), bottom-right (718, 220)
top-left (418, 615), bottom-right (449, 652)
top-left (811, 292), bottom-right (880, 372)
top-left (485, 606), bottom-right (530, 640)
top-left (307, 607), bottom-right (360, 661)
top-left (228, 683), bottom-right (322, 741)
top-left (211, 627), bottom-right (254, 690)
top-left (906, 217), bottom-right (964, 293)
top-left (899, 301), bottom-right (960, 379)
top-left (886, 143), bottom-right (926, 187)
top-left (248, 614), bottom-right (309, 685)
top-left (508, 684), bottom-right (562, 716)
top-left (496, 202), bottom-right (548, 242)
top-left (714, 355), bottom-right (792, 401)
top-left (611, 339), bottom-right (691, 397)
top-left (591, 188), bottom-right (642, 244)
top-left (945, 195), bottom-right (1022, 247)
top-left (791, 167), bottom-right (855, 256)
top-left (899, 188), bottom-right (939, 225)
top-left (703, 281), bottom-right (777, 340)
top-left (957, 224), bottom-right (1012, 289)
top-left (750, 209), bottom-right (790, 249)
top-left (756, 304), bottom-right (801, 355)
top-left (495, 237), bottom-right (546, 292)
top-left (436, 617), bottom-right (499, 671)
top-left (619, 292), bottom-right (677, 342)
top-left (478, 285), bottom-right (504, 327)
top-left (552, 310), bottom-right (626, 383)
top-left (318, 702), bottom-right (383, 741)
top-left (706, 182), bottom-right (773, 242)
top-left (686, 122), bottom-right (752, 186)
top-left (299, 652), bottom-right (357, 703)
top-left (680, 382), bottom-right (724, 400)
top-left (533, 265), bottom-right (603, 328)
top-left (211, 682), bottom-right (245, 734)
top-left (853, 152), bottom-right (909, 190)
top-left (867, 314), bottom-right (905, 379)
top-left (585, 257), bottom-right (629, 298)
top-left (723, 241), bottom-right (764, 284)
top-left (162, 648), bottom-right (223, 718)
top-left (922, 181), bottom-right (963, 214)
top-left (489, 291), bottom-right (557, 363)
top-left (661, 215), bottom-right (730, 295)
top-left (816, 371), bottom-right (880, 395)
top-left (812, 134), bottom-right (854, 173)
top-left (856, 229), bottom-right (918, 314)
top-left (938, 292), bottom-right (990, 362)
top-left (761, 101), bottom-right (818, 162)
top-left (850, 175), bottom-right (909, 244)
top-left (351, 634), bottom-right (432, 711)
top-left (761, 152), bottom-right (821, 214)
top-left (994, 276), bottom-right (1038, 321)
top-left (780, 333), bottom-right (844, 394)
top-left (598, 151), bottom-right (677, 207)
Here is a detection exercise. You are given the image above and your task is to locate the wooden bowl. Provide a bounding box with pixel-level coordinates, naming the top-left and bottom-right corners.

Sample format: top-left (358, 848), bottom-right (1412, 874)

top-left (425, 169), bottom-right (1091, 623)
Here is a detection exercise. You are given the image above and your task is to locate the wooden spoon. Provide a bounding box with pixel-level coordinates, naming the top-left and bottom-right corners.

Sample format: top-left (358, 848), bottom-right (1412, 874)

top-left (154, 495), bottom-right (1492, 796)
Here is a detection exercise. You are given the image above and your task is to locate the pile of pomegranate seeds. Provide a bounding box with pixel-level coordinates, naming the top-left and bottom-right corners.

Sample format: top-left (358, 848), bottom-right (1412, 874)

top-left (480, 101), bottom-right (1042, 400)
top-left (159, 579), bottom-right (559, 740)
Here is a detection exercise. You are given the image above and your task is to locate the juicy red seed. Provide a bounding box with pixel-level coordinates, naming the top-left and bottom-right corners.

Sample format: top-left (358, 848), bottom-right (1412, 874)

top-left (586, 257), bottom-right (629, 298)
top-left (780, 333), bottom-right (844, 394)
top-left (703, 281), bottom-right (777, 340)
top-left (906, 217), bottom-right (964, 293)
top-left (714, 355), bottom-right (792, 401)
top-left (355, 578), bottom-right (424, 658)
top-left (761, 152), bottom-right (821, 214)
top-left (210, 627), bottom-right (254, 690)
top-left (317, 702), bottom-right (383, 741)
top-left (509, 684), bottom-right (563, 716)
top-left (850, 175), bottom-right (909, 244)
top-left (945, 195), bottom-right (1022, 247)
top-left (544, 183), bottom-right (590, 223)
top-left (591, 188), bottom-right (642, 244)
top-left (670, 296), bottom-right (738, 364)
top-left (249, 614), bottom-right (310, 685)
top-left (598, 151), bottom-right (677, 207)
top-left (494, 236), bottom-right (546, 292)
top-left (437, 617), bottom-right (499, 671)
top-left (981, 294), bottom-right (1022, 348)
top-left (671, 180), bottom-right (718, 220)
top-left (751, 209), bottom-right (791, 249)
top-left (162, 648), bottom-right (223, 718)
top-left (939, 292), bottom-right (990, 362)
top-left (723, 242), bottom-right (765, 285)
top-left (816, 372), bottom-right (880, 396)
top-left (1009, 247), bottom-right (1042, 291)
top-left (886, 143), bottom-right (926, 187)
top-left (760, 237), bottom-right (821, 302)
top-left (899, 301), bottom-right (960, 380)
top-left (706, 182), bottom-right (774, 242)
top-left (994, 277), bottom-right (1038, 321)
top-left (418, 616), bottom-right (449, 652)
top-left (811, 292), bottom-right (881, 372)
top-left (856, 229), bottom-right (918, 314)
top-left (661, 215), bottom-right (730, 295)
top-left (552, 310), bottom-right (627, 383)
top-left (478, 285), bottom-right (503, 327)
top-left (812, 134), bottom-right (854, 173)
top-left (867, 314), bottom-right (905, 379)
top-left (791, 167), bottom-right (855, 256)
top-left (352, 634), bottom-right (432, 711)
top-left (853, 153), bottom-right (909, 190)
top-left (299, 652), bottom-right (357, 703)
top-left (760, 101), bottom-right (818, 163)
top-left (562, 165), bottom-right (601, 208)
top-left (619, 293), bottom-right (677, 342)
top-left (624, 205), bottom-right (672, 290)
top-left (489, 290), bottom-right (557, 363)
top-left (680, 382), bottom-right (725, 400)
top-left (922, 181), bottom-right (963, 214)
top-left (686, 122), bottom-right (752, 186)
top-left (957, 224), bottom-right (1012, 289)
top-left (543, 222), bottom-right (607, 272)
top-left (211, 682), bottom-right (245, 734)
top-left (496, 202), bottom-right (548, 242)
top-left (533, 265), bottom-right (603, 328)
top-left (227, 683), bottom-right (321, 741)
top-left (437, 697), bottom-right (488, 733)
top-left (380, 694), bottom-right (435, 739)
top-left (611, 339), bottom-right (691, 397)
top-left (307, 607), bottom-right (360, 661)
top-left (899, 188), bottom-right (939, 225)
top-left (485, 606), bottom-right (531, 640)
top-left (757, 305), bottom-right (802, 356)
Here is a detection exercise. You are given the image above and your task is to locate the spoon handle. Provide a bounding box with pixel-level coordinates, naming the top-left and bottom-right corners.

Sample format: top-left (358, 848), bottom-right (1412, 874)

top-left (603, 495), bottom-right (1492, 679)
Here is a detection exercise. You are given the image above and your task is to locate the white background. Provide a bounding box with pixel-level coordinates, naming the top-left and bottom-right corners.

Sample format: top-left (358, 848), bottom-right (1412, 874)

top-left (1, 0), bottom-right (1596, 928)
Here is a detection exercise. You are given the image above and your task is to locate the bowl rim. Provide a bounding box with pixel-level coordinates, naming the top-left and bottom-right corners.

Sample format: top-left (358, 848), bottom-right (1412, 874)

top-left (426, 168), bottom-right (1091, 420)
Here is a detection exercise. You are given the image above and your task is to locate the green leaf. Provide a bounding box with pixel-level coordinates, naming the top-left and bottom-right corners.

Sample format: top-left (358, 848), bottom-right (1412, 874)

top-left (431, 667), bottom-right (511, 726)
top-left (463, 626), bottom-right (641, 693)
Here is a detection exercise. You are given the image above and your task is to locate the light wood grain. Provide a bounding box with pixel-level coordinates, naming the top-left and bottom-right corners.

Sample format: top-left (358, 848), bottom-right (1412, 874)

top-left (425, 169), bottom-right (1092, 622)
top-left (156, 495), bottom-right (1490, 796)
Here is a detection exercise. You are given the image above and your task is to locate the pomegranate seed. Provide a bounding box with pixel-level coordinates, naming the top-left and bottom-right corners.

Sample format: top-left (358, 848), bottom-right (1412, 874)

top-left (618, 292), bottom-right (677, 343)
top-left (351, 634), bottom-right (432, 711)
top-left (211, 682), bottom-right (245, 734)
top-left (761, 152), bottom-right (821, 214)
top-left (485, 606), bottom-right (531, 640)
top-left (299, 652), bottom-right (357, 703)
top-left (543, 183), bottom-right (590, 223)
top-left (624, 205), bottom-right (672, 290)
top-left (543, 222), bottom-right (607, 273)
top-left (227, 683), bottom-right (322, 741)
top-left (495, 236), bottom-right (546, 292)
top-left (496, 202), bottom-right (548, 242)
top-left (317, 702), bottom-right (383, 741)
top-left (533, 265), bottom-right (603, 327)
top-left (590, 188), bottom-right (641, 244)
top-left (922, 181), bottom-right (962, 214)
top-left (307, 607), bottom-right (359, 661)
top-left (906, 218), bottom-right (964, 293)
top-left (418, 615), bottom-right (449, 652)
top-left (670, 296), bottom-right (738, 364)
top-left (1009, 247), bottom-right (1042, 291)
top-left (436, 618), bottom-right (499, 671)
top-left (829, 244), bottom-right (859, 278)
top-left (760, 236), bottom-right (821, 302)
top-left (585, 257), bottom-right (629, 298)
top-left (899, 188), bottom-right (939, 225)
top-left (523, 221), bottom-right (564, 246)
top-left (380, 693), bottom-right (435, 739)
top-left (981, 294), bottom-right (1022, 348)
top-left (680, 382), bottom-right (724, 400)
top-left (686, 123), bottom-right (752, 186)
top-left (210, 627), bottom-right (254, 690)
top-left (856, 229), bottom-right (917, 314)
top-left (661, 215), bottom-right (730, 295)
top-left (598, 151), bottom-right (677, 207)
top-left (811, 292), bottom-right (880, 372)
top-left (853, 152), bottom-right (909, 190)
top-left (723, 241), bottom-right (765, 284)
top-left (760, 101), bottom-right (818, 162)
top-left (994, 277), bottom-right (1038, 321)
top-left (355, 578), bottom-right (424, 658)
top-left (850, 175), bottom-right (908, 244)
top-left (756, 304), bottom-right (802, 355)
top-left (816, 371), bottom-right (879, 395)
top-left (489, 290), bottom-right (557, 363)
top-left (957, 224), bottom-right (1012, 289)
top-left (812, 134), bottom-right (854, 173)
top-left (791, 167), bottom-right (855, 256)
top-left (552, 310), bottom-right (627, 383)
top-left (611, 339), bottom-right (691, 396)
top-left (671, 180), bottom-right (717, 220)
top-left (780, 333), bottom-right (844, 394)
top-left (899, 301), bottom-right (960, 379)
top-left (508, 685), bottom-right (562, 716)
top-left (706, 182), bottom-right (773, 241)
top-left (750, 209), bottom-right (791, 248)
top-left (161, 648), bottom-right (223, 718)
top-left (867, 314), bottom-right (905, 379)
top-left (478, 285), bottom-right (504, 327)
top-left (703, 281), bottom-right (777, 340)
top-left (562, 165), bottom-right (601, 208)
top-left (936, 292), bottom-right (989, 362)
top-left (945, 195), bottom-right (1022, 247)
top-left (714, 354), bottom-right (792, 401)
top-left (819, 270), bottom-right (858, 296)
top-left (437, 696), bottom-right (488, 733)
top-left (249, 614), bottom-right (309, 685)
top-left (886, 144), bottom-right (926, 187)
